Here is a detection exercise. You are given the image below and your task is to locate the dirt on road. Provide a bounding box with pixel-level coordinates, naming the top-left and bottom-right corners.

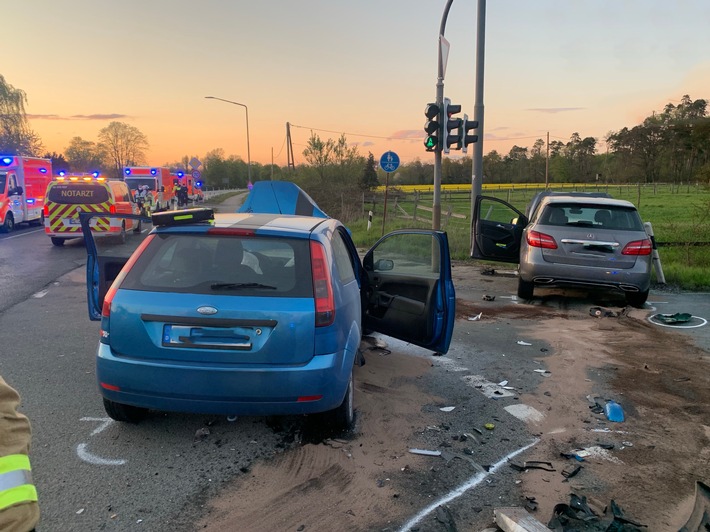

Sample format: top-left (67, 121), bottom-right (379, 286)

top-left (195, 263), bottom-right (710, 531)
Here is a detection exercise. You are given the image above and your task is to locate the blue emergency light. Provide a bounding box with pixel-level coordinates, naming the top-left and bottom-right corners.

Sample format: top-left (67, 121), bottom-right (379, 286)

top-left (1, 156), bottom-right (13, 166)
top-left (151, 168), bottom-right (157, 175)
top-left (124, 168), bottom-right (131, 176)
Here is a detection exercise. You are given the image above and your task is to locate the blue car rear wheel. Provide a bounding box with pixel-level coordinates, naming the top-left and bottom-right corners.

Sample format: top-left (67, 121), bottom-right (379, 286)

top-left (319, 372), bottom-right (354, 432)
top-left (103, 398), bottom-right (148, 424)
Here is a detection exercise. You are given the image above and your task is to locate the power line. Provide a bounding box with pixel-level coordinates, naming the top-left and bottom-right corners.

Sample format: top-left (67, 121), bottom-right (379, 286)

top-left (289, 123), bottom-right (406, 141)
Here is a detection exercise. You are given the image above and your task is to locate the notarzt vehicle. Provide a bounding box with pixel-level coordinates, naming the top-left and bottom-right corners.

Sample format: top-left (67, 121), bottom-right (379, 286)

top-left (44, 175), bottom-right (141, 246)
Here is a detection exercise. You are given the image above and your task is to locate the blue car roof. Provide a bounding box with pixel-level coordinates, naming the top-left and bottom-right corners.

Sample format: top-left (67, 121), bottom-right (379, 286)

top-left (155, 212), bottom-right (331, 238)
top-left (238, 181), bottom-right (329, 218)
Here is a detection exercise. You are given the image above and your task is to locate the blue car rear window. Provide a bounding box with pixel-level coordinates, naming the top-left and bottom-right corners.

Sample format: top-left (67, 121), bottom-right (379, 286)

top-left (120, 233), bottom-right (313, 297)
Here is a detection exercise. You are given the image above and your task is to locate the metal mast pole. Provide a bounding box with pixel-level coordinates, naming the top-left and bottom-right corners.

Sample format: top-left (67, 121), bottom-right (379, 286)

top-left (433, 0), bottom-right (454, 231)
top-left (470, 0), bottom-right (486, 255)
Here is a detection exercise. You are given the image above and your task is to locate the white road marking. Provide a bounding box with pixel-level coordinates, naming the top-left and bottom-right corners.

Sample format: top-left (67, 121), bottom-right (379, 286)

top-left (76, 417), bottom-right (127, 466)
top-left (81, 416), bottom-right (114, 436)
top-left (398, 438), bottom-right (539, 532)
top-left (76, 443), bottom-right (126, 466)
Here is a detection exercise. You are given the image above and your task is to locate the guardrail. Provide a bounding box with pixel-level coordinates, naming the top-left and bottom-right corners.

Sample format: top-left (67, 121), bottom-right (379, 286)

top-left (201, 188), bottom-right (243, 200)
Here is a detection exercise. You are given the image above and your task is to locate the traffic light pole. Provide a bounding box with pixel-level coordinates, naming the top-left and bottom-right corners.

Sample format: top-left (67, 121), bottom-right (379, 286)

top-left (433, 0), bottom-right (453, 231)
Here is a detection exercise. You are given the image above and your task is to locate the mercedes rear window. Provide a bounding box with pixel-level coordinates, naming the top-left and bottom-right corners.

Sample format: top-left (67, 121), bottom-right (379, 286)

top-left (47, 184), bottom-right (110, 204)
top-left (120, 233), bottom-right (313, 297)
top-left (541, 203), bottom-right (644, 231)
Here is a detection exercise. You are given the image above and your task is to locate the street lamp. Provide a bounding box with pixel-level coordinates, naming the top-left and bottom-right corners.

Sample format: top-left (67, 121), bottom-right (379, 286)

top-left (205, 96), bottom-right (252, 185)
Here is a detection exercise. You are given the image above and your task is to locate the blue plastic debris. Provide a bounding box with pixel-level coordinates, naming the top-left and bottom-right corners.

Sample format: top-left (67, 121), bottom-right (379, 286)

top-left (604, 400), bottom-right (625, 422)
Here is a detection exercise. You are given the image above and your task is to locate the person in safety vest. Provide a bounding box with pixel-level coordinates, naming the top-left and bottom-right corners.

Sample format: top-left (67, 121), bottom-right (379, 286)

top-left (176, 183), bottom-right (189, 208)
top-left (173, 181), bottom-right (183, 208)
top-left (138, 185), bottom-right (154, 215)
top-left (0, 375), bottom-right (39, 532)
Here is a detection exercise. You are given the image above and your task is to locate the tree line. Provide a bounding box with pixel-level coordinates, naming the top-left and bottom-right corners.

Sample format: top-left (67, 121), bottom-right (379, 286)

top-left (2, 72), bottom-right (708, 221)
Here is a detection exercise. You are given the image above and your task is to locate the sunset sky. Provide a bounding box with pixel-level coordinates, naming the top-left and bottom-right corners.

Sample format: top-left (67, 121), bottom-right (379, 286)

top-left (5, 0), bottom-right (710, 168)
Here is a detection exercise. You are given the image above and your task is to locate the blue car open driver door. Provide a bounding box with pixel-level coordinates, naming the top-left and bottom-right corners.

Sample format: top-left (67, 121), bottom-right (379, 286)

top-left (362, 229), bottom-right (455, 355)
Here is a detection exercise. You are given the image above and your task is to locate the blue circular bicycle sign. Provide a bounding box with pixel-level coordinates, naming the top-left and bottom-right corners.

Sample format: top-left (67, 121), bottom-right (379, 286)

top-left (379, 151), bottom-right (400, 173)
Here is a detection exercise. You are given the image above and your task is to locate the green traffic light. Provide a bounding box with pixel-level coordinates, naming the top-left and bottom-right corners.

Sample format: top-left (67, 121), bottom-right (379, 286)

top-left (424, 136), bottom-right (439, 151)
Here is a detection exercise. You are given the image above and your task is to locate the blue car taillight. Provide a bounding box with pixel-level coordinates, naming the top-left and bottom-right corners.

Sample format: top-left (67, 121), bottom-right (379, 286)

top-left (310, 241), bottom-right (335, 327)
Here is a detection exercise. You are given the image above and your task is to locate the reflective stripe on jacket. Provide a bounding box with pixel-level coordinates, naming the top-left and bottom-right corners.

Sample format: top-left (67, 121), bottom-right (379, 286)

top-left (0, 454), bottom-right (37, 511)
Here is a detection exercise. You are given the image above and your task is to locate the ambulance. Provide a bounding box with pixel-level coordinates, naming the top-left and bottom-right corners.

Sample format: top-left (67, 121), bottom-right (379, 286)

top-left (44, 173), bottom-right (141, 246)
top-left (0, 155), bottom-right (53, 233)
top-left (123, 167), bottom-right (175, 211)
top-left (173, 170), bottom-right (204, 203)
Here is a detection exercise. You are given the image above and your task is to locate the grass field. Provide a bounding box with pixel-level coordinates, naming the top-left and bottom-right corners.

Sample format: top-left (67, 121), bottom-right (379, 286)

top-left (355, 183), bottom-right (710, 290)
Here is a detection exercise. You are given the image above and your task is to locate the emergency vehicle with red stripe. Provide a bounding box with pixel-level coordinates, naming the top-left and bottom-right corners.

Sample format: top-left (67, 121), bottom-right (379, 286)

top-left (123, 167), bottom-right (175, 211)
top-left (44, 173), bottom-right (141, 246)
top-left (0, 155), bottom-right (52, 233)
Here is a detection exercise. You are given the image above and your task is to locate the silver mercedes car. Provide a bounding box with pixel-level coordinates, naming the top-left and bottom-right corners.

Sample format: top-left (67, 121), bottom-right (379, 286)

top-left (472, 191), bottom-right (653, 307)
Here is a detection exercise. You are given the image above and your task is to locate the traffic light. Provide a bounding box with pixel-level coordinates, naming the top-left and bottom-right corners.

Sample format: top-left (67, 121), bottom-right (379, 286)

top-left (423, 103), bottom-right (441, 152)
top-left (461, 114), bottom-right (479, 154)
top-left (442, 98), bottom-right (463, 154)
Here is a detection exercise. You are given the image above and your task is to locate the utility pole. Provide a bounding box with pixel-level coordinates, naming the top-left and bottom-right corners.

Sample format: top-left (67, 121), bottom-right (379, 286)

top-left (286, 122), bottom-right (295, 172)
top-left (545, 131), bottom-right (550, 188)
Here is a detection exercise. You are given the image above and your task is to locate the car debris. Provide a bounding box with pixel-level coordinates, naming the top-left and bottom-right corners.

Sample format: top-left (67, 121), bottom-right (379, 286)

top-left (440, 450), bottom-right (488, 473)
top-left (494, 507), bottom-right (549, 532)
top-left (561, 464), bottom-right (583, 479)
top-left (193, 427), bottom-right (210, 443)
top-left (653, 312), bottom-right (693, 324)
top-left (517, 340), bottom-right (532, 346)
top-left (533, 369), bottom-right (551, 377)
top-left (408, 448), bottom-right (442, 456)
top-left (482, 294), bottom-right (495, 301)
top-left (509, 460), bottom-right (555, 472)
top-left (604, 400), bottom-right (625, 422)
top-left (468, 312), bottom-right (483, 321)
top-left (440, 406), bottom-right (456, 412)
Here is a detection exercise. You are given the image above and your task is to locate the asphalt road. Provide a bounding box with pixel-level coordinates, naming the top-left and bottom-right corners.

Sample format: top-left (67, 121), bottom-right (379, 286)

top-left (1, 207), bottom-right (708, 531)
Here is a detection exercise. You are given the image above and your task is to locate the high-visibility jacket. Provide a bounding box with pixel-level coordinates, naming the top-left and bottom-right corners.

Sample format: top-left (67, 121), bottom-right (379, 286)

top-left (0, 376), bottom-right (39, 532)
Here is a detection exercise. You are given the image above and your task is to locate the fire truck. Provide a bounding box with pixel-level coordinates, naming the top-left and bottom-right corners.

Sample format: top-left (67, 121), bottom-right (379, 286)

top-left (123, 167), bottom-right (175, 211)
top-left (0, 155), bottom-right (53, 233)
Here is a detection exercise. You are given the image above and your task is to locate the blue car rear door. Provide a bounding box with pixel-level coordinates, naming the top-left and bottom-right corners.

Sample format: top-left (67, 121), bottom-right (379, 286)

top-left (81, 212), bottom-right (152, 320)
top-left (362, 229), bottom-right (455, 354)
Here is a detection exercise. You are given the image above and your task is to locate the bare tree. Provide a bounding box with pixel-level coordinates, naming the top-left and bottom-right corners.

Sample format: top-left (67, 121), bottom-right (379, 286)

top-left (0, 74), bottom-right (43, 155)
top-left (64, 136), bottom-right (105, 173)
top-left (98, 121), bottom-right (148, 179)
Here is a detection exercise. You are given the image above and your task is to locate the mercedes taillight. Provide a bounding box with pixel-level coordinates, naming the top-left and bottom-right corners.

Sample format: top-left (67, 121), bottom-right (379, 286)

top-left (622, 239), bottom-right (653, 256)
top-left (310, 241), bottom-right (335, 327)
top-left (527, 230), bottom-right (558, 249)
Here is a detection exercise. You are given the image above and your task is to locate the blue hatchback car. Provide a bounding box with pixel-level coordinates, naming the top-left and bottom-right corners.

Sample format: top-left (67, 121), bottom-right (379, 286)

top-left (82, 184), bottom-right (455, 429)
